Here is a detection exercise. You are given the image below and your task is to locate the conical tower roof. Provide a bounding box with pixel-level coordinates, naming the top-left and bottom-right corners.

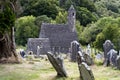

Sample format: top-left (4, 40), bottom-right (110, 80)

top-left (68, 5), bottom-right (75, 11)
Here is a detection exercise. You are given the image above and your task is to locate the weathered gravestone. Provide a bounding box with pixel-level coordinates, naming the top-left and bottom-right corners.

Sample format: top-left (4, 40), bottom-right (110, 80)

top-left (47, 52), bottom-right (67, 77)
top-left (70, 40), bottom-right (79, 62)
top-left (103, 40), bottom-right (114, 66)
top-left (95, 53), bottom-right (103, 60)
top-left (83, 53), bottom-right (93, 66)
top-left (107, 49), bottom-right (117, 67)
top-left (77, 51), bottom-right (95, 80)
top-left (116, 55), bottom-right (120, 69)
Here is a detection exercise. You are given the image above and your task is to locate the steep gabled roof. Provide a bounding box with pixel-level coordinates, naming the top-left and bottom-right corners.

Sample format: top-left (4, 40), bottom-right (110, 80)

top-left (39, 23), bottom-right (78, 49)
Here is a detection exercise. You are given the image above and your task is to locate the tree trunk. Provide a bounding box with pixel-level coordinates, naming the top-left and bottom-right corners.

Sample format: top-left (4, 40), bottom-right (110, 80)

top-left (0, 32), bottom-right (19, 63)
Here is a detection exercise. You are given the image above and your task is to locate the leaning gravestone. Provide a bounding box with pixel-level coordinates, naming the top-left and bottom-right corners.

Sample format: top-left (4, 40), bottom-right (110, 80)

top-left (70, 41), bottom-right (80, 62)
top-left (77, 51), bottom-right (95, 80)
top-left (47, 52), bottom-right (67, 77)
top-left (103, 40), bottom-right (114, 66)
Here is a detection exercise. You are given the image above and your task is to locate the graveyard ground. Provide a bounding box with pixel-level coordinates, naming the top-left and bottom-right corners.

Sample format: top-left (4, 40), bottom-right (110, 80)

top-left (0, 59), bottom-right (120, 80)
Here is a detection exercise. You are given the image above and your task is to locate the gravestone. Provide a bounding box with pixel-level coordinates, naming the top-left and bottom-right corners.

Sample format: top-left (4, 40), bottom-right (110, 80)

top-left (116, 56), bottom-right (120, 69)
top-left (19, 49), bottom-right (25, 58)
top-left (95, 53), bottom-right (103, 60)
top-left (77, 51), bottom-right (95, 80)
top-left (47, 52), bottom-right (67, 77)
top-left (86, 44), bottom-right (91, 56)
top-left (103, 40), bottom-right (114, 66)
top-left (83, 53), bottom-right (93, 66)
top-left (107, 49), bottom-right (117, 67)
top-left (70, 41), bottom-right (80, 62)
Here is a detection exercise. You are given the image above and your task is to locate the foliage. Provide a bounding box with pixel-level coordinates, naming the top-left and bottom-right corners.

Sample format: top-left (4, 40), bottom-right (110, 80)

top-left (35, 15), bottom-right (52, 27)
top-left (62, 0), bottom-right (96, 12)
top-left (94, 17), bottom-right (120, 50)
top-left (15, 16), bottom-right (39, 46)
top-left (54, 11), bottom-right (67, 24)
top-left (94, 0), bottom-right (120, 18)
top-left (60, 0), bottom-right (97, 26)
top-left (20, 0), bottom-right (59, 19)
top-left (80, 23), bottom-right (100, 45)
top-left (94, 33), bottom-right (105, 50)
top-left (76, 7), bottom-right (97, 26)
top-left (80, 16), bottom-right (120, 51)
top-left (63, 0), bottom-right (73, 10)
top-left (107, 3), bottom-right (119, 13)
top-left (75, 20), bottom-right (83, 43)
top-left (72, 0), bottom-right (96, 12)
top-left (0, 2), bottom-right (15, 34)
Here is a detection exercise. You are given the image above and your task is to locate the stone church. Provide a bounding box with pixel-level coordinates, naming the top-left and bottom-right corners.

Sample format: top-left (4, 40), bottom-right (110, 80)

top-left (27, 5), bottom-right (78, 54)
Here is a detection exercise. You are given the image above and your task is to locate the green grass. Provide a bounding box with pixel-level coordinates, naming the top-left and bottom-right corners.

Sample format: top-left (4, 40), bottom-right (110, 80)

top-left (0, 59), bottom-right (120, 80)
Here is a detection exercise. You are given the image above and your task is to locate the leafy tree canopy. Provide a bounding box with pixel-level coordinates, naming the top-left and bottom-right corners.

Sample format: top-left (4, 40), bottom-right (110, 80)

top-left (20, 0), bottom-right (59, 19)
top-left (76, 7), bottom-right (97, 26)
top-left (0, 2), bottom-right (15, 34)
top-left (15, 16), bottom-right (39, 46)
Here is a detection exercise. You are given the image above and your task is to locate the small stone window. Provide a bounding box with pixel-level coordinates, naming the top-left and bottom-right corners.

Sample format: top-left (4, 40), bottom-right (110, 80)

top-left (72, 13), bottom-right (74, 16)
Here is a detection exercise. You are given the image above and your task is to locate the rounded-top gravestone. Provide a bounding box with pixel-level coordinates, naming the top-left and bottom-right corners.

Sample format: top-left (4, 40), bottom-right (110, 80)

top-left (103, 40), bottom-right (114, 66)
top-left (70, 40), bottom-right (80, 62)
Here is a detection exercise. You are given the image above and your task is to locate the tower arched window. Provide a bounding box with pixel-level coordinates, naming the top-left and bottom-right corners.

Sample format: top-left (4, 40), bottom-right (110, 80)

top-left (72, 13), bottom-right (74, 16)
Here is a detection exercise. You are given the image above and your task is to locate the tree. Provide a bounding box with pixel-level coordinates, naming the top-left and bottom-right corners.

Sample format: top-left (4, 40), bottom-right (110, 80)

top-left (76, 7), bottom-right (97, 26)
top-left (15, 16), bottom-right (39, 46)
top-left (21, 0), bottom-right (58, 19)
top-left (72, 0), bottom-right (96, 12)
top-left (94, 33), bottom-right (105, 50)
top-left (55, 11), bottom-right (67, 24)
top-left (0, 0), bottom-right (20, 63)
top-left (35, 15), bottom-right (52, 27)
top-left (94, 0), bottom-right (120, 18)
top-left (94, 20), bottom-right (120, 50)
top-left (75, 20), bottom-right (84, 43)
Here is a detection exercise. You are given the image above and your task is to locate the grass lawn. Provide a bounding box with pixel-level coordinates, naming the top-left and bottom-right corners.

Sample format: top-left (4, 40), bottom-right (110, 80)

top-left (0, 59), bottom-right (120, 80)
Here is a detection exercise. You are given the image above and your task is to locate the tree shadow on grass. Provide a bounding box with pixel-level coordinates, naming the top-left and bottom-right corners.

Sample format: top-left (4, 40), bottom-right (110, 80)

top-left (51, 75), bottom-right (66, 80)
top-left (51, 75), bottom-right (80, 80)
